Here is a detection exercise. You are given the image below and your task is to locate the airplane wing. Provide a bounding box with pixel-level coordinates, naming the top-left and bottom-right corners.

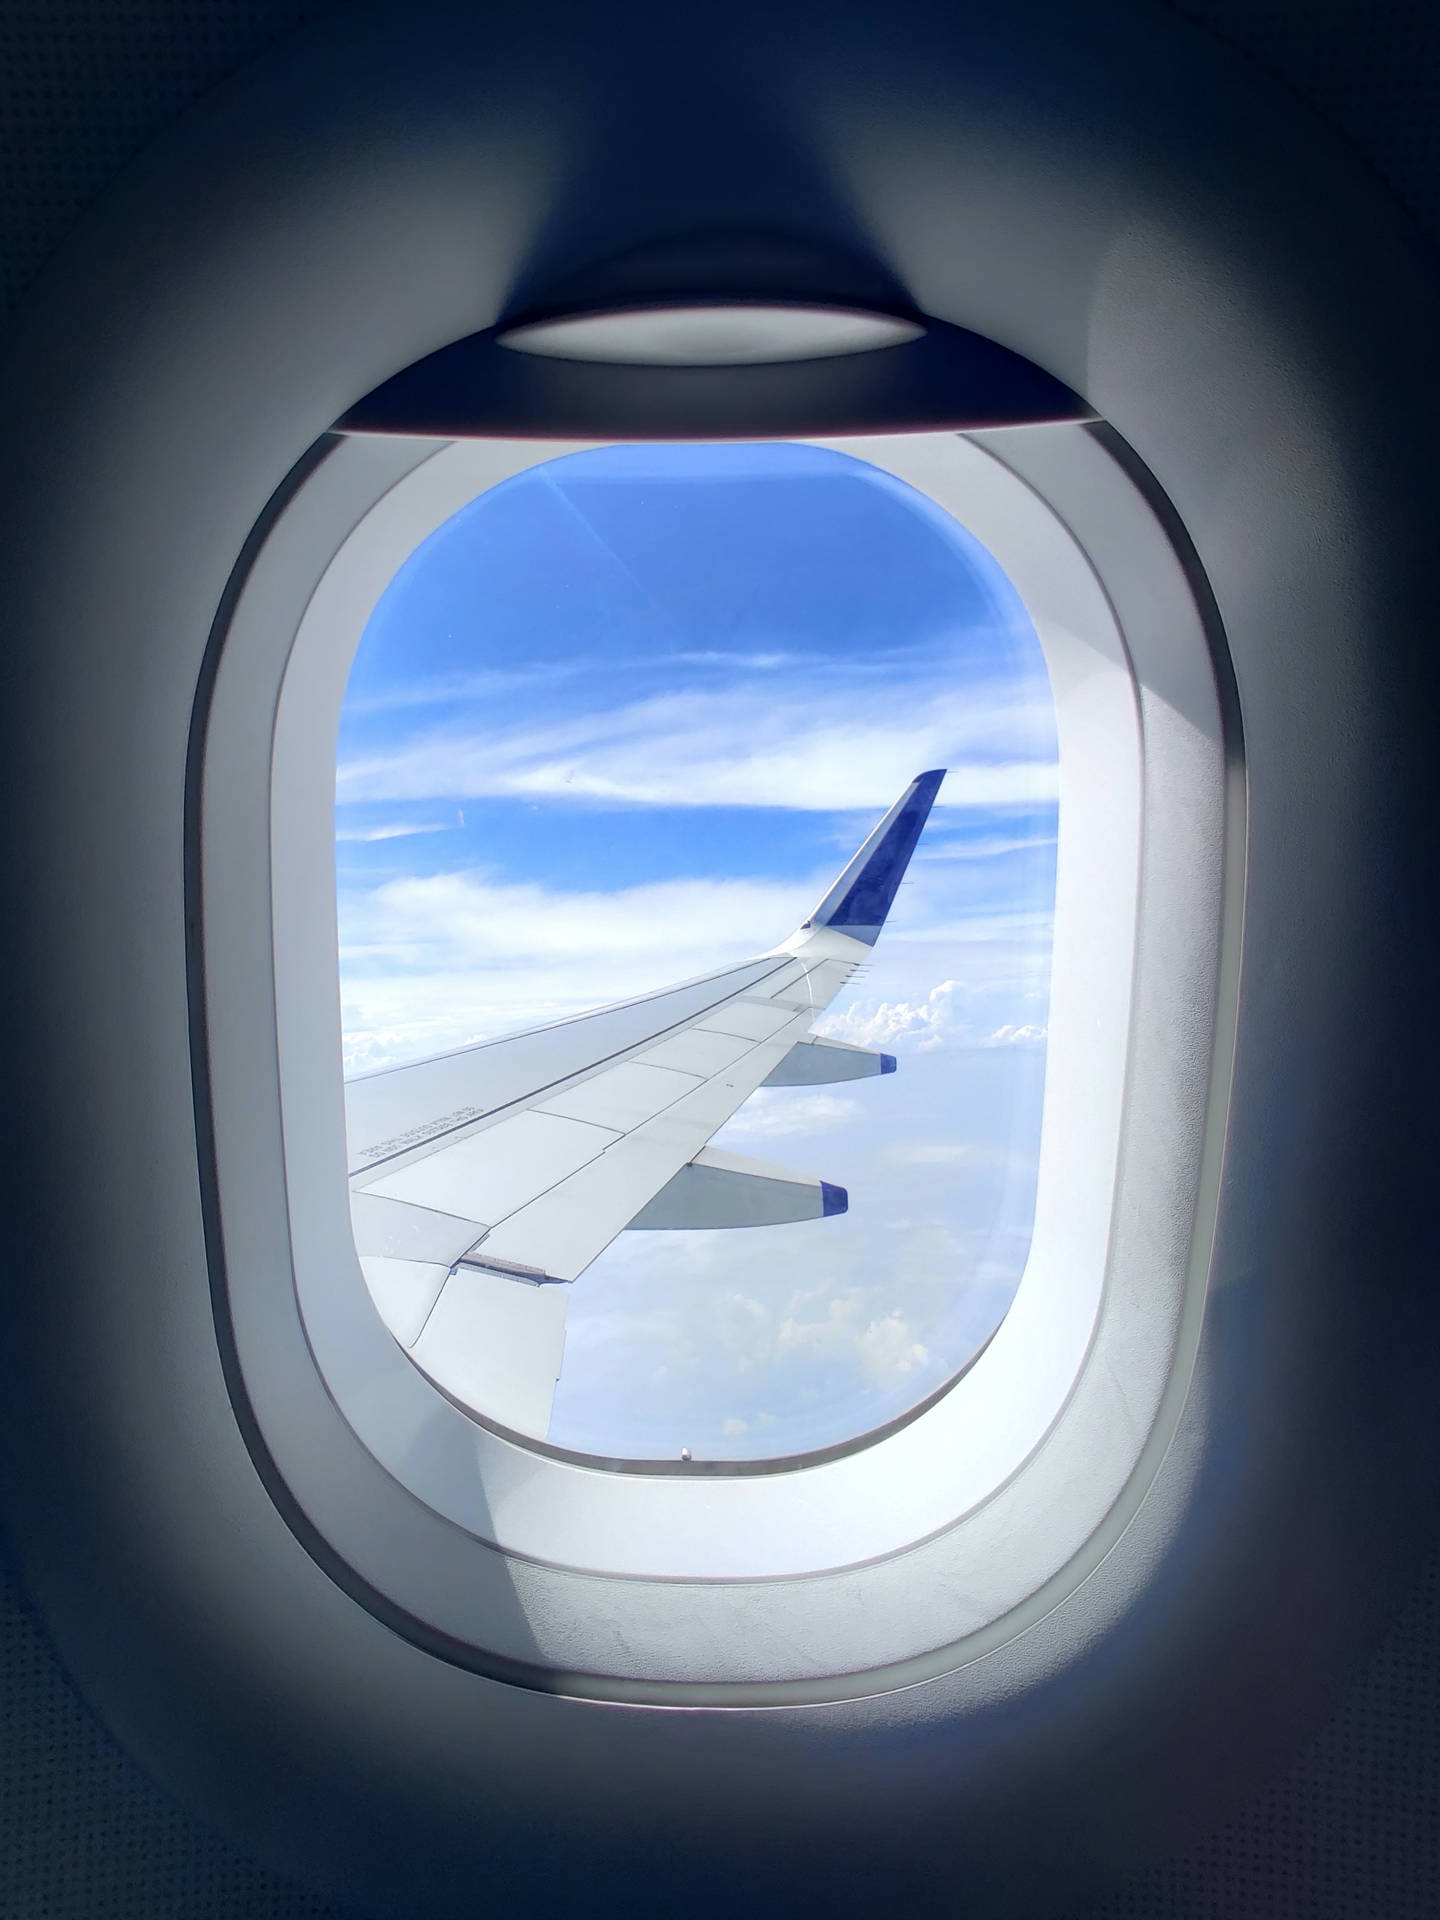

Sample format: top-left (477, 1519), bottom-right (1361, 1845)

top-left (345, 770), bottom-right (945, 1438)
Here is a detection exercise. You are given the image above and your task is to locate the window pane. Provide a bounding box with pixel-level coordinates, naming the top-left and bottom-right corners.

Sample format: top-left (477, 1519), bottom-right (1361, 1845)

top-left (336, 441), bottom-right (1056, 1462)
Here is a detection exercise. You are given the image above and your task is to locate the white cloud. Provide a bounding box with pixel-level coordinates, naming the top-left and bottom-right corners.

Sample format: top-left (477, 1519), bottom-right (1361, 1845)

top-left (816, 977), bottom-right (1049, 1056)
top-left (775, 1296), bottom-right (860, 1361)
top-left (338, 864), bottom-right (1052, 1072)
top-left (342, 868), bottom-right (809, 972)
top-left (342, 664), bottom-right (590, 714)
top-left (816, 979), bottom-right (967, 1053)
top-left (337, 866), bottom-right (829, 1069)
top-left (857, 1312), bottom-right (931, 1383)
top-left (714, 1091), bottom-right (860, 1144)
top-left (336, 680), bottom-right (1056, 815)
top-left (882, 1138), bottom-right (999, 1167)
top-left (983, 1023), bottom-right (1048, 1047)
top-left (664, 650), bottom-right (806, 670)
top-left (773, 1297), bottom-right (930, 1386)
top-left (335, 821), bottom-right (458, 843)
top-left (916, 830), bottom-right (1057, 862)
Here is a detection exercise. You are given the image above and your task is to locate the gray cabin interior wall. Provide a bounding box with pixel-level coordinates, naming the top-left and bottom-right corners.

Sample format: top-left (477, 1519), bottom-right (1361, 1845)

top-left (1, 4), bottom-right (1439, 1917)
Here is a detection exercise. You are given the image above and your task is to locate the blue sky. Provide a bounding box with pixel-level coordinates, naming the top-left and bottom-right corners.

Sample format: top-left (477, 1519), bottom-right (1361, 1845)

top-left (336, 441), bottom-right (1057, 1460)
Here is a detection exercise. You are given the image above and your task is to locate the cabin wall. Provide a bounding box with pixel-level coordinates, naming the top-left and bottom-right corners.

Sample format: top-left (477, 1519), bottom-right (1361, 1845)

top-left (1, 4), bottom-right (1438, 1917)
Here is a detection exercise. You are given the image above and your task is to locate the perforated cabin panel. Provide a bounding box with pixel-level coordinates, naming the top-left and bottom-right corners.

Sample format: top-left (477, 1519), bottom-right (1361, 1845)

top-left (0, 1), bottom-right (340, 314)
top-left (0, 1544), bottom-right (350, 1919)
top-left (1168, 0), bottom-right (1440, 241)
top-left (1067, 1544), bottom-right (1440, 1919)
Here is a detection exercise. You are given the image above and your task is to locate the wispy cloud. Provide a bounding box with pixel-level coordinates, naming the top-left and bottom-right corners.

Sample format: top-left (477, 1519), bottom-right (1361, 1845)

top-left (337, 868), bottom-right (817, 1070)
top-left (341, 868), bottom-right (811, 971)
top-left (336, 678), bottom-right (1056, 814)
top-left (663, 649), bottom-right (811, 670)
top-left (915, 829), bottom-right (1058, 863)
top-left (341, 662), bottom-right (591, 715)
top-left (881, 1138), bottom-right (1009, 1167)
top-left (338, 856), bottom-right (1052, 1075)
top-left (335, 821), bottom-right (458, 844)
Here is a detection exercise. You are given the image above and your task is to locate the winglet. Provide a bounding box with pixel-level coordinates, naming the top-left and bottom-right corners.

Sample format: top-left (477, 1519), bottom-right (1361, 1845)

top-left (801, 770), bottom-right (945, 946)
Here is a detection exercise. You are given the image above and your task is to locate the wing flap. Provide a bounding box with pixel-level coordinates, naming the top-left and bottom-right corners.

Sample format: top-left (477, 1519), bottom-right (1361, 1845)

top-left (472, 1017), bottom-right (807, 1279)
top-left (697, 999), bottom-right (799, 1041)
top-left (408, 1266), bottom-right (568, 1439)
top-left (475, 1136), bottom-right (690, 1280)
top-left (538, 1059), bottom-right (702, 1130)
top-left (361, 1109), bottom-right (616, 1220)
top-left (350, 1190), bottom-right (486, 1265)
top-left (359, 1256), bottom-right (451, 1348)
top-left (639, 1029), bottom-right (755, 1074)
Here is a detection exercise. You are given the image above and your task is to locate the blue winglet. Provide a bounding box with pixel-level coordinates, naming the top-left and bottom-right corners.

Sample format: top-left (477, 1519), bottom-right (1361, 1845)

top-left (803, 770), bottom-right (946, 946)
top-left (821, 1182), bottom-right (849, 1217)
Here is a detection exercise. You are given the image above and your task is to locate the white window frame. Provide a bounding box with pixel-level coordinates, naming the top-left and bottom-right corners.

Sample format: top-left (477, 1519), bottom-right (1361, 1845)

top-left (198, 423), bottom-right (1238, 1698)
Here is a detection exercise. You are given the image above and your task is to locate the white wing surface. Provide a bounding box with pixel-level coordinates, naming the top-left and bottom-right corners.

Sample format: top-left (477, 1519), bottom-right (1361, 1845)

top-left (345, 771), bottom-right (946, 1438)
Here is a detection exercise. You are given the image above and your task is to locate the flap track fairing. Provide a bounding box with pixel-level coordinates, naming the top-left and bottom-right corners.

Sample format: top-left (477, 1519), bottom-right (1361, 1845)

top-left (626, 1146), bottom-right (847, 1231)
top-left (762, 1033), bottom-right (897, 1086)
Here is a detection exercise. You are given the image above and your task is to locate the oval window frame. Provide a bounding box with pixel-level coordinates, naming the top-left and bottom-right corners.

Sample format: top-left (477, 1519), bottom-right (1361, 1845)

top-left (196, 421), bottom-right (1239, 1699)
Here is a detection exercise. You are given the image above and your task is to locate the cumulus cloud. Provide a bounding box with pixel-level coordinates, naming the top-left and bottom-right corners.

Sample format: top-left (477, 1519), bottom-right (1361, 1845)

top-left (815, 979), bottom-right (969, 1052)
top-left (984, 1023), bottom-right (1048, 1047)
top-left (816, 979), bottom-right (1048, 1056)
top-left (857, 1312), bottom-right (931, 1383)
top-left (775, 1296), bottom-right (860, 1361)
top-left (775, 1298), bottom-right (930, 1386)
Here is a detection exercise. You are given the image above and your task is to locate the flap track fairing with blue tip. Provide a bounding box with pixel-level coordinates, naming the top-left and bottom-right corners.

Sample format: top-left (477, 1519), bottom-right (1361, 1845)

top-left (762, 1034), bottom-right (897, 1085)
top-left (627, 1147), bottom-right (847, 1230)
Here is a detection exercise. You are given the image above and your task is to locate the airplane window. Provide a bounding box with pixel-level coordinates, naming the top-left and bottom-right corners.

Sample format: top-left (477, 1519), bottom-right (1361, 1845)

top-left (335, 441), bottom-right (1057, 1464)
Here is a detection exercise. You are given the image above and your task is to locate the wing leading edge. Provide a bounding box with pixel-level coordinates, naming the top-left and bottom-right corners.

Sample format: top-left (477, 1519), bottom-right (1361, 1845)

top-left (345, 771), bottom-right (945, 1437)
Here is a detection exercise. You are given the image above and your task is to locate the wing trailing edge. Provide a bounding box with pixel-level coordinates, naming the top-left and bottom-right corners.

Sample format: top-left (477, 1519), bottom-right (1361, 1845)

top-left (344, 769), bottom-right (948, 1436)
